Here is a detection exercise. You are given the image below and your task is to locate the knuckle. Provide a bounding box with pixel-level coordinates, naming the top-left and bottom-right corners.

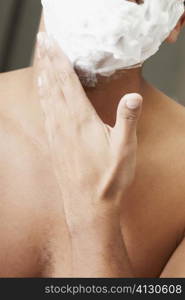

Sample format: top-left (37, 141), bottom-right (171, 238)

top-left (58, 70), bottom-right (77, 85)
top-left (70, 111), bottom-right (92, 127)
top-left (123, 111), bottom-right (138, 122)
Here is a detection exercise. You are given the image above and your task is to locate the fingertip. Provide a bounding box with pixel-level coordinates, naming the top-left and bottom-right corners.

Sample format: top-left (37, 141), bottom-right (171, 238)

top-left (37, 75), bottom-right (43, 89)
top-left (37, 31), bottom-right (55, 57)
top-left (37, 75), bottom-right (44, 98)
top-left (123, 93), bottom-right (143, 110)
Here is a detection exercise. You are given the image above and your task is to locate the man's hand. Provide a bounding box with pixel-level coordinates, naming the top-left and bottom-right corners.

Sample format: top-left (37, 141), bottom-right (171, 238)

top-left (36, 32), bottom-right (142, 277)
top-left (37, 32), bottom-right (142, 230)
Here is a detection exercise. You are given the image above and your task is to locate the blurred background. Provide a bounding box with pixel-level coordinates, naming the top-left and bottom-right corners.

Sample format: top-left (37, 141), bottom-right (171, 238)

top-left (0, 0), bottom-right (185, 105)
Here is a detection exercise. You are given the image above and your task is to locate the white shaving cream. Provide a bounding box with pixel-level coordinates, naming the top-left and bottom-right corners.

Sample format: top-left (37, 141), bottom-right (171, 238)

top-left (42, 0), bottom-right (184, 86)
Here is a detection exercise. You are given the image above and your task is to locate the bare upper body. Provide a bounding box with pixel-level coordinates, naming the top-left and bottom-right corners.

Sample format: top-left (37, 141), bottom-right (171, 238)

top-left (0, 64), bottom-right (184, 277)
top-left (0, 1), bottom-right (185, 277)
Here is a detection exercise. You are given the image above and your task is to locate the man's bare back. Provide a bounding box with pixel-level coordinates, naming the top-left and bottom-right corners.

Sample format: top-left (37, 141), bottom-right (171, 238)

top-left (0, 67), bottom-right (184, 277)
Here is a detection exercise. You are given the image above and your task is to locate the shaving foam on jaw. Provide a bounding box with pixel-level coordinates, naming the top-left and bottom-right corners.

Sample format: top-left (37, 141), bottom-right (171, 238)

top-left (41, 0), bottom-right (184, 86)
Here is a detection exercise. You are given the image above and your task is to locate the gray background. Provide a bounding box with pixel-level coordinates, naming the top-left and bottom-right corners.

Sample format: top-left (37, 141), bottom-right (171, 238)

top-left (0, 0), bottom-right (185, 105)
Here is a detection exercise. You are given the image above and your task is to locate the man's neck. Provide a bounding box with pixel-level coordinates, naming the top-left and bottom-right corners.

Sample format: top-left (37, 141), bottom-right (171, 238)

top-left (0, 56), bottom-right (170, 151)
top-left (85, 68), bottom-right (143, 126)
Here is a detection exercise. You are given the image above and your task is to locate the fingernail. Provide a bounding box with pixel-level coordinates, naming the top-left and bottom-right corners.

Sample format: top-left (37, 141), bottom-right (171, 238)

top-left (37, 73), bottom-right (48, 97)
top-left (125, 94), bottom-right (142, 109)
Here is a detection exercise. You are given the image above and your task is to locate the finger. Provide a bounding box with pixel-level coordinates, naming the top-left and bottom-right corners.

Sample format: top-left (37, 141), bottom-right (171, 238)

top-left (37, 31), bottom-right (51, 60)
top-left (37, 32), bottom-right (67, 113)
top-left (37, 63), bottom-right (66, 145)
top-left (113, 93), bottom-right (143, 146)
top-left (37, 71), bottom-right (56, 144)
top-left (39, 32), bottom-right (97, 118)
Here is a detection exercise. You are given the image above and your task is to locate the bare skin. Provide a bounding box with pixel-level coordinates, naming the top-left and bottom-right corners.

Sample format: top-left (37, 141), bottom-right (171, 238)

top-left (36, 34), bottom-right (185, 278)
top-left (0, 8), bottom-right (185, 276)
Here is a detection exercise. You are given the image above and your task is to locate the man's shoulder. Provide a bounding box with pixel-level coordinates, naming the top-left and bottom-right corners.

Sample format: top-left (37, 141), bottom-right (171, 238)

top-left (157, 92), bottom-right (185, 140)
top-left (0, 112), bottom-right (48, 174)
top-left (162, 89), bottom-right (185, 118)
top-left (0, 113), bottom-right (27, 154)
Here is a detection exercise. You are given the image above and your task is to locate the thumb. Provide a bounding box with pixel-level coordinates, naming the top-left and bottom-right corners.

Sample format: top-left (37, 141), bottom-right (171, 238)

top-left (114, 93), bottom-right (143, 145)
